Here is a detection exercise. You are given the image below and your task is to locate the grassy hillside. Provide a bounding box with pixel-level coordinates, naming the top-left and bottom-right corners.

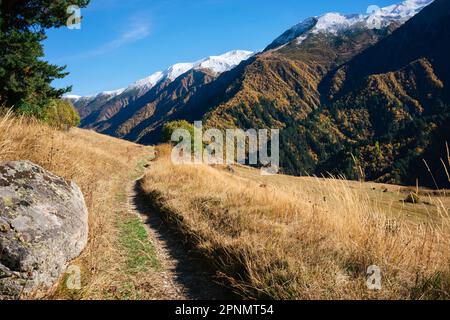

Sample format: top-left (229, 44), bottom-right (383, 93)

top-left (0, 112), bottom-right (162, 299)
top-left (141, 145), bottom-right (450, 300)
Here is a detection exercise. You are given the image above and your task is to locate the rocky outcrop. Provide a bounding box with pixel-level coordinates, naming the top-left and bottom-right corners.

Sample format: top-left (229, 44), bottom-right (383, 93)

top-left (0, 161), bottom-right (88, 299)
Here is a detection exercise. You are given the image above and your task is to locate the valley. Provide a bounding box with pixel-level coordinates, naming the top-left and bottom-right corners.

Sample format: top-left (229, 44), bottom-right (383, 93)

top-left (70, 0), bottom-right (450, 189)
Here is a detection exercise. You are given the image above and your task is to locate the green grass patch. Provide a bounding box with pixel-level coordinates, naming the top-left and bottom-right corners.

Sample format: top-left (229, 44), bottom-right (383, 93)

top-left (130, 152), bottom-right (156, 180)
top-left (118, 213), bottom-right (160, 273)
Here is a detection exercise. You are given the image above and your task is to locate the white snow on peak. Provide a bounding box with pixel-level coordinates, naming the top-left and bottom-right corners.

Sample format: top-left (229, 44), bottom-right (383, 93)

top-left (66, 88), bottom-right (125, 103)
top-left (267, 17), bottom-right (317, 50)
top-left (128, 71), bottom-right (165, 91)
top-left (268, 0), bottom-right (434, 49)
top-left (130, 50), bottom-right (253, 89)
top-left (74, 50), bottom-right (254, 99)
top-left (312, 0), bottom-right (434, 35)
top-left (165, 63), bottom-right (196, 81)
top-left (64, 94), bottom-right (82, 100)
top-left (99, 88), bottom-right (126, 96)
top-left (313, 13), bottom-right (362, 34)
top-left (164, 50), bottom-right (254, 81)
top-left (376, 0), bottom-right (435, 19)
top-left (196, 50), bottom-right (255, 74)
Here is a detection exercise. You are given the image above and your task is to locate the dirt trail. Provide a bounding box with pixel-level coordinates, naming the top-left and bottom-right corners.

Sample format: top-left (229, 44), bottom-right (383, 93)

top-left (126, 170), bottom-right (236, 300)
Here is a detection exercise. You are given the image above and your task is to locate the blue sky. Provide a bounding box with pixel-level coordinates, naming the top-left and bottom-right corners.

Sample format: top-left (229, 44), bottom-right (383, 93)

top-left (43, 0), bottom-right (401, 96)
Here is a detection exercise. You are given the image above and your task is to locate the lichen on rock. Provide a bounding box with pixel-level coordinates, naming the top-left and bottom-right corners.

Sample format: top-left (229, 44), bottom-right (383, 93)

top-left (0, 160), bottom-right (88, 299)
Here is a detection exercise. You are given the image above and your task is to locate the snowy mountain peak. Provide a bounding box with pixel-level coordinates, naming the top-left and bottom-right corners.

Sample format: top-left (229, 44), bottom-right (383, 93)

top-left (312, 0), bottom-right (434, 34)
top-left (267, 0), bottom-right (434, 50)
top-left (129, 71), bottom-right (164, 90)
top-left (99, 88), bottom-right (126, 96)
top-left (197, 50), bottom-right (254, 73)
top-left (164, 50), bottom-right (254, 81)
top-left (67, 50), bottom-right (253, 100)
top-left (313, 13), bottom-right (363, 34)
top-left (165, 63), bottom-right (196, 81)
top-left (265, 17), bottom-right (317, 50)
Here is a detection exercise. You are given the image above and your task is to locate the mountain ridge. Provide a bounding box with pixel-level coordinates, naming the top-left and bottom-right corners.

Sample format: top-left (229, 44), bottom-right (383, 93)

top-left (265, 0), bottom-right (433, 50)
top-left (68, 50), bottom-right (254, 101)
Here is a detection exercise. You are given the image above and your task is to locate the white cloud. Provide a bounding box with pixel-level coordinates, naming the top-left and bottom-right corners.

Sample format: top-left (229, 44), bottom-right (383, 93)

top-left (94, 21), bottom-right (151, 54)
top-left (62, 18), bottom-right (151, 61)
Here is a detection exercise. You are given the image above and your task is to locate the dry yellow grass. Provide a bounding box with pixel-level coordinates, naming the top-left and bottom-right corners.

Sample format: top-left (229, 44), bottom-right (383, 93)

top-left (0, 112), bottom-right (161, 299)
top-left (142, 144), bottom-right (450, 300)
top-left (231, 164), bottom-right (450, 225)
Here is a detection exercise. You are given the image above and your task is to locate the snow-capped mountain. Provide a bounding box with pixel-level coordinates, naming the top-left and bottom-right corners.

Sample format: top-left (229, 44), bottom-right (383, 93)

top-left (68, 50), bottom-right (253, 101)
top-left (65, 88), bottom-right (126, 107)
top-left (127, 50), bottom-right (253, 92)
top-left (70, 0), bottom-right (431, 103)
top-left (266, 0), bottom-right (434, 50)
top-left (162, 50), bottom-right (255, 81)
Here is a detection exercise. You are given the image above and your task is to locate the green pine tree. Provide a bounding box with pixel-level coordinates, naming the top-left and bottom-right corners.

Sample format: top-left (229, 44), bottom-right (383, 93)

top-left (0, 0), bottom-right (90, 116)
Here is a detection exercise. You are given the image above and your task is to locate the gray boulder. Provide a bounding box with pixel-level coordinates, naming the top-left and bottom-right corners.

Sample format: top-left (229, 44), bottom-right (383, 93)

top-left (0, 161), bottom-right (88, 299)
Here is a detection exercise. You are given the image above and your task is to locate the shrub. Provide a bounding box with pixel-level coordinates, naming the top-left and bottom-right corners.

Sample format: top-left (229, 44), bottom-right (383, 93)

top-left (42, 99), bottom-right (80, 129)
top-left (404, 192), bottom-right (420, 204)
top-left (162, 120), bottom-right (195, 143)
